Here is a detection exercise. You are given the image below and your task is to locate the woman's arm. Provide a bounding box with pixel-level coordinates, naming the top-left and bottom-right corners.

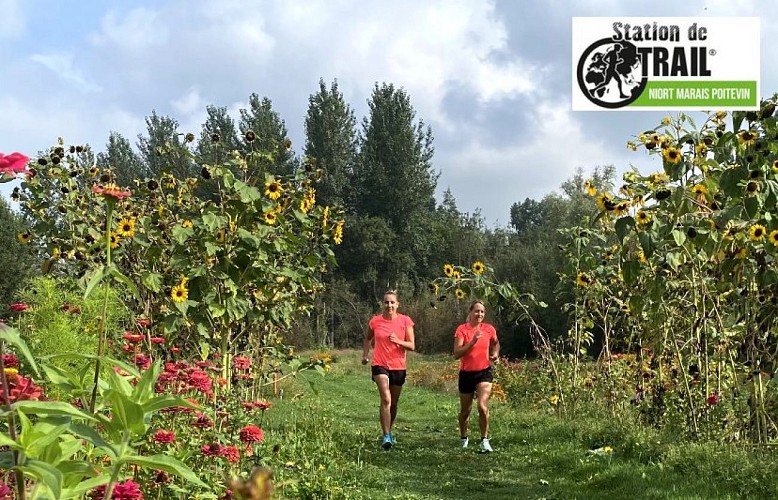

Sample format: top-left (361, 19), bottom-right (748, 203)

top-left (389, 326), bottom-right (415, 351)
top-left (361, 327), bottom-right (375, 364)
top-left (453, 329), bottom-right (481, 359)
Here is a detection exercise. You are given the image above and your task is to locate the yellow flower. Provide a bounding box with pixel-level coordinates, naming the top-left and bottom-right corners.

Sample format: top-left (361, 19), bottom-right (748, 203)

top-left (171, 281), bottom-right (189, 303)
top-left (117, 217), bottom-right (135, 238)
top-left (613, 202), bottom-right (629, 217)
top-left (263, 211), bottom-right (277, 225)
top-left (109, 232), bottom-right (121, 249)
top-left (322, 206), bottom-right (330, 228)
top-left (636, 210), bottom-right (651, 225)
top-left (182, 220), bottom-right (193, 228)
top-left (4, 368), bottom-right (19, 380)
top-left (576, 272), bottom-right (591, 287)
top-left (300, 189), bottom-right (316, 213)
top-left (596, 193), bottom-right (612, 211)
top-left (443, 264), bottom-right (454, 277)
top-left (749, 224), bottom-right (767, 242)
top-left (769, 230), bottom-right (778, 247)
top-left (584, 180), bottom-right (596, 196)
top-left (333, 221), bottom-right (344, 245)
top-left (637, 251), bottom-right (648, 264)
top-left (216, 228), bottom-right (226, 242)
top-left (738, 129), bottom-right (757, 147)
top-left (626, 141), bottom-right (638, 151)
top-left (662, 147), bottom-right (682, 164)
top-left (471, 261), bottom-right (485, 275)
top-left (648, 172), bottom-right (668, 186)
top-left (661, 115), bottom-right (671, 126)
top-left (452, 270), bottom-right (462, 282)
top-left (603, 446), bottom-right (614, 453)
top-left (17, 232), bottom-right (31, 244)
top-left (735, 247), bottom-right (748, 259)
top-left (549, 395), bottom-right (559, 405)
top-left (455, 288), bottom-right (465, 300)
top-left (691, 184), bottom-right (708, 196)
top-left (52, 247), bottom-right (61, 259)
top-left (265, 179), bottom-right (283, 200)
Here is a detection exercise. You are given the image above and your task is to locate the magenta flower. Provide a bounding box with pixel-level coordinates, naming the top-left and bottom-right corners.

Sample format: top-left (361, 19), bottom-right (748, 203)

top-left (0, 152), bottom-right (30, 177)
top-left (239, 424), bottom-right (264, 443)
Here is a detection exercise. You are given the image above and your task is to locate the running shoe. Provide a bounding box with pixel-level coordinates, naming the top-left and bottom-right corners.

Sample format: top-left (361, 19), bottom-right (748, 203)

top-left (480, 437), bottom-right (493, 453)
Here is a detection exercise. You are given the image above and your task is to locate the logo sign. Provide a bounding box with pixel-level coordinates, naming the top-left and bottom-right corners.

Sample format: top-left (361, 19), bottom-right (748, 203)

top-left (572, 17), bottom-right (760, 111)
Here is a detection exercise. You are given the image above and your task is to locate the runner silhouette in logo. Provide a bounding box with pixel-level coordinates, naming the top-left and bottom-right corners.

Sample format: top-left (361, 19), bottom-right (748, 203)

top-left (589, 43), bottom-right (629, 99)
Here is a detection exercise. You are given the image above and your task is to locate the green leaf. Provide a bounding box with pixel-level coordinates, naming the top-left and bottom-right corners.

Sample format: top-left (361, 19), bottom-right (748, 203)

top-left (108, 265), bottom-right (140, 299)
top-left (744, 195), bottom-right (760, 219)
top-left (0, 432), bottom-right (21, 450)
top-left (121, 454), bottom-right (207, 488)
top-left (68, 423), bottom-right (116, 457)
top-left (622, 260), bottom-right (641, 286)
top-left (235, 180), bottom-right (262, 203)
top-left (12, 401), bottom-right (97, 422)
top-left (171, 224), bottom-right (193, 245)
top-left (209, 303), bottom-right (226, 318)
top-left (84, 264), bottom-right (107, 299)
top-left (143, 394), bottom-right (198, 414)
top-left (61, 475), bottom-right (111, 499)
top-left (0, 325), bottom-right (40, 377)
top-left (104, 389), bottom-right (146, 436)
top-left (141, 271), bottom-right (164, 293)
top-left (41, 364), bottom-right (80, 393)
top-left (614, 216), bottom-right (635, 241)
top-left (19, 459), bottom-right (63, 500)
top-left (671, 229), bottom-right (686, 247)
top-left (132, 360), bottom-right (161, 404)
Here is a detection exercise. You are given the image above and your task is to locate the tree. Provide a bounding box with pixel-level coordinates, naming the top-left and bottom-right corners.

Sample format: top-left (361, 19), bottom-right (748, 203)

top-left (0, 198), bottom-right (36, 310)
top-left (196, 105), bottom-right (240, 167)
top-left (137, 111), bottom-right (193, 179)
top-left (304, 79), bottom-right (358, 209)
top-left (97, 132), bottom-right (145, 187)
top-left (352, 83), bottom-right (437, 228)
top-left (238, 94), bottom-right (297, 176)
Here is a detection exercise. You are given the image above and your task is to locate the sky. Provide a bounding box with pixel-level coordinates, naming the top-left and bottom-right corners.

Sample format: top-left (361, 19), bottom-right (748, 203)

top-left (0, 0), bottom-right (773, 226)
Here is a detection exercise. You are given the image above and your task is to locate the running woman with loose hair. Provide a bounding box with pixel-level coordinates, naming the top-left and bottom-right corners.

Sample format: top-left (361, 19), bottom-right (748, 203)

top-left (453, 299), bottom-right (500, 453)
top-left (362, 290), bottom-right (416, 449)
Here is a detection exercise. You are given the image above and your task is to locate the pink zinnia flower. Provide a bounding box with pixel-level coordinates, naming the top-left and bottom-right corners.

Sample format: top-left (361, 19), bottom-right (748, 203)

top-left (1, 353), bottom-right (19, 368)
top-left (0, 152), bottom-right (31, 177)
top-left (122, 332), bottom-right (144, 343)
top-left (9, 303), bottom-right (29, 312)
top-left (91, 183), bottom-right (132, 201)
top-left (149, 336), bottom-right (165, 344)
top-left (188, 370), bottom-right (213, 393)
top-left (152, 429), bottom-right (176, 443)
top-left (239, 425), bottom-right (264, 444)
top-left (706, 393), bottom-right (720, 406)
top-left (255, 400), bottom-right (273, 411)
top-left (0, 374), bottom-right (43, 402)
top-left (89, 479), bottom-right (143, 500)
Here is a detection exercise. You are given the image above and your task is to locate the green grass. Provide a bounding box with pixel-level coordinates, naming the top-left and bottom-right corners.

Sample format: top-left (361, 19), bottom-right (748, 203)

top-left (263, 351), bottom-right (777, 499)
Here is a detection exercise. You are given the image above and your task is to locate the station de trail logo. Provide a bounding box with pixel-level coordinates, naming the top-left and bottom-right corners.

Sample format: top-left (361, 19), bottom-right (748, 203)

top-left (572, 17), bottom-right (760, 111)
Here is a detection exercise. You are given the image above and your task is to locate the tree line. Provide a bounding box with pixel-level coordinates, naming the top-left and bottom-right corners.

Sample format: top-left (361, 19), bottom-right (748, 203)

top-left (1, 79), bottom-right (614, 358)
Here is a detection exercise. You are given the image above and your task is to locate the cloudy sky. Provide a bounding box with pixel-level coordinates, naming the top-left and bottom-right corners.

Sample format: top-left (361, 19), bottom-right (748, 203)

top-left (0, 0), bottom-right (772, 225)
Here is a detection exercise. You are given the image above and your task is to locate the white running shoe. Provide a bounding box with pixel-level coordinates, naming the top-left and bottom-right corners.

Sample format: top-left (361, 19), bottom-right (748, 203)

top-left (480, 438), bottom-right (493, 453)
top-left (460, 437), bottom-right (469, 449)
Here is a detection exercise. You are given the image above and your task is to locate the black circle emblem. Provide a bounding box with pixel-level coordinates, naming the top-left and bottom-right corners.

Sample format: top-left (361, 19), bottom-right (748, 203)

top-left (577, 38), bottom-right (648, 109)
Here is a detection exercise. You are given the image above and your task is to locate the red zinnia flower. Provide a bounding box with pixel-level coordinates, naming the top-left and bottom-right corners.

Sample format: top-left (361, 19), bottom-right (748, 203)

top-left (233, 356), bottom-right (251, 370)
top-left (132, 353), bottom-right (151, 370)
top-left (0, 374), bottom-right (43, 402)
top-left (706, 393), bottom-right (720, 406)
top-left (1, 353), bottom-right (19, 368)
top-left (9, 303), bottom-right (29, 312)
top-left (239, 425), bottom-right (264, 444)
top-left (149, 337), bottom-right (165, 344)
top-left (152, 429), bottom-right (176, 443)
top-left (201, 442), bottom-right (222, 457)
top-left (136, 318), bottom-right (151, 328)
top-left (89, 479), bottom-right (143, 500)
top-left (91, 183), bottom-right (132, 201)
top-left (255, 400), bottom-right (273, 411)
top-left (220, 444), bottom-right (240, 463)
top-left (188, 370), bottom-right (213, 393)
top-left (122, 332), bottom-right (144, 343)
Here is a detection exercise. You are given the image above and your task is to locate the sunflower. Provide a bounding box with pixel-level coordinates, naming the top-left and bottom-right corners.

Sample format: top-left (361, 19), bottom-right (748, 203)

top-left (595, 193), bottom-right (612, 211)
top-left (772, 160), bottom-right (778, 173)
top-left (613, 202), bottom-right (630, 217)
top-left (691, 184), bottom-right (708, 196)
top-left (769, 230), bottom-right (778, 247)
top-left (636, 210), bottom-right (651, 225)
top-left (17, 232), bottom-right (31, 244)
top-left (749, 224), bottom-right (767, 242)
top-left (662, 147), bottom-right (682, 164)
top-left (117, 217), bottom-right (135, 238)
top-left (648, 172), bottom-right (668, 186)
top-left (637, 251), bottom-right (648, 264)
top-left (428, 283), bottom-right (439, 295)
top-left (443, 264), bottom-right (454, 277)
top-left (734, 247), bottom-right (748, 259)
top-left (182, 220), bottom-right (193, 228)
top-left (661, 115), bottom-right (672, 126)
top-left (171, 282), bottom-right (189, 303)
top-left (455, 288), bottom-right (465, 300)
top-left (333, 221), bottom-right (344, 244)
top-left (216, 229), bottom-right (226, 242)
top-left (263, 211), bottom-right (277, 225)
top-left (109, 232), bottom-right (121, 249)
top-left (738, 129), bottom-right (758, 147)
top-left (575, 272), bottom-right (592, 287)
top-left (265, 180), bottom-right (283, 200)
top-left (746, 181), bottom-right (760, 195)
top-left (322, 206), bottom-right (330, 228)
top-left (650, 133), bottom-right (663, 145)
top-left (300, 189), bottom-right (316, 213)
top-left (88, 166), bottom-right (99, 177)
top-left (472, 261), bottom-right (485, 275)
top-left (695, 143), bottom-right (708, 157)
top-left (584, 180), bottom-right (596, 197)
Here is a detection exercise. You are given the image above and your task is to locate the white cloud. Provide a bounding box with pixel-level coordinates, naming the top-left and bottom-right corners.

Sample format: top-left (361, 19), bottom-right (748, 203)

top-left (30, 53), bottom-right (102, 93)
top-left (0, 0), bottom-right (25, 39)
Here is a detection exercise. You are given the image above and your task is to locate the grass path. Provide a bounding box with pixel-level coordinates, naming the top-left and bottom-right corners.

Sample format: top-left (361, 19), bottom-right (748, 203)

top-left (270, 351), bottom-right (748, 499)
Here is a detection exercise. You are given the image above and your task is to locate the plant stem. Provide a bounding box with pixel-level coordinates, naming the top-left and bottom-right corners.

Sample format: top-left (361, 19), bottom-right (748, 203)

top-left (0, 340), bottom-right (26, 500)
top-left (90, 202), bottom-right (114, 414)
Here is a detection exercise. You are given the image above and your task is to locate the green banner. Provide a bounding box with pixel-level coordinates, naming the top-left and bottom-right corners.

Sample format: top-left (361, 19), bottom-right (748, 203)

top-left (631, 81), bottom-right (757, 107)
